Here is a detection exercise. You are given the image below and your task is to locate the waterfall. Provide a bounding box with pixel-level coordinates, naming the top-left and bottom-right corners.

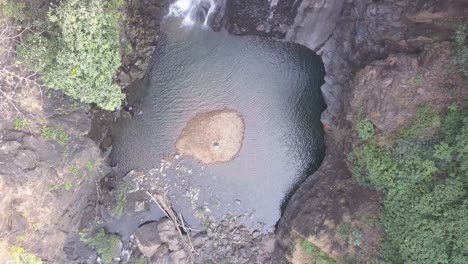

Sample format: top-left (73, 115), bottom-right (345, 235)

top-left (268, 0), bottom-right (279, 19)
top-left (168, 0), bottom-right (218, 26)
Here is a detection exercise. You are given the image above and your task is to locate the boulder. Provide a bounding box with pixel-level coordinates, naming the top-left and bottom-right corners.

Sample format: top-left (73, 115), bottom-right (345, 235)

top-left (135, 222), bottom-right (162, 258)
top-left (157, 219), bottom-right (180, 251)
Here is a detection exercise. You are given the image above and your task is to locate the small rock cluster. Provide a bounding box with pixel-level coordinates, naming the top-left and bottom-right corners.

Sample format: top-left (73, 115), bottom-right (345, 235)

top-left (135, 220), bottom-right (190, 264)
top-left (133, 214), bottom-right (277, 264)
top-left (115, 168), bottom-right (277, 263)
top-left (193, 215), bottom-right (276, 264)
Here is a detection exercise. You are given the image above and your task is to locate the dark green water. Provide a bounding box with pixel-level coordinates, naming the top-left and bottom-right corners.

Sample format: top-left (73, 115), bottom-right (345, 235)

top-left (110, 18), bottom-right (326, 228)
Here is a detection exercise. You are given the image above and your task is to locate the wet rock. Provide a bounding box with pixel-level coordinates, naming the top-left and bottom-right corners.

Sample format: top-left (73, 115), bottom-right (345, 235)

top-left (135, 222), bottom-right (162, 258)
top-left (222, 0), bottom-right (295, 38)
top-left (157, 219), bottom-right (180, 251)
top-left (286, 0), bottom-right (344, 51)
top-left (134, 201), bottom-right (147, 212)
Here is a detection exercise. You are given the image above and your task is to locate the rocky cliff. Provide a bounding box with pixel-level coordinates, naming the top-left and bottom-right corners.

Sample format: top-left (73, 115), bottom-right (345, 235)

top-left (1, 0), bottom-right (467, 263)
top-left (219, 0), bottom-right (468, 262)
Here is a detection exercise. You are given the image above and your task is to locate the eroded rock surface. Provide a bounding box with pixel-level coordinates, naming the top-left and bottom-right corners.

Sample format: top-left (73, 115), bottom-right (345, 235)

top-left (217, 0), bottom-right (468, 262)
top-left (176, 109), bottom-right (245, 164)
top-left (349, 42), bottom-right (468, 135)
top-left (0, 82), bottom-right (110, 263)
top-left (275, 137), bottom-right (382, 263)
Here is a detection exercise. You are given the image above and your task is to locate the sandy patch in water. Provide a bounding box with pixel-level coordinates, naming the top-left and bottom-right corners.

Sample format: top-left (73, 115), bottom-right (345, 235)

top-left (176, 109), bottom-right (245, 164)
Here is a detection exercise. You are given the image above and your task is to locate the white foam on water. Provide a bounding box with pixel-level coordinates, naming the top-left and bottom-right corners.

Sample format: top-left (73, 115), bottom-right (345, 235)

top-left (168, 0), bottom-right (217, 27)
top-left (268, 0), bottom-right (279, 20)
top-left (203, 0), bottom-right (217, 26)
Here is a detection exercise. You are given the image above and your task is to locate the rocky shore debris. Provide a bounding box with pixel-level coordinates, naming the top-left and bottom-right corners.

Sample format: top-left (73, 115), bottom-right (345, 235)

top-left (146, 191), bottom-right (195, 263)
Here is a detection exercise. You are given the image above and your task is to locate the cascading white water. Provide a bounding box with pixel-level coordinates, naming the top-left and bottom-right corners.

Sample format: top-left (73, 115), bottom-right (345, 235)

top-left (268, 0), bottom-right (279, 19)
top-left (168, 0), bottom-right (217, 26)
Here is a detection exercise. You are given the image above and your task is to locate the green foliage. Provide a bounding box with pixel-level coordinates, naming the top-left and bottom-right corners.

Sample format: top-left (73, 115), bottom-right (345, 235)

top-left (49, 181), bottom-right (73, 192)
top-left (13, 117), bottom-right (27, 130)
top-left (9, 245), bottom-right (43, 264)
top-left (17, 0), bottom-right (124, 110)
top-left (351, 104), bottom-right (468, 263)
top-left (338, 222), bottom-right (352, 241)
top-left (349, 229), bottom-right (363, 247)
top-left (220, 257), bottom-right (230, 264)
top-left (0, 0), bottom-right (25, 20)
top-left (134, 257), bottom-right (147, 264)
top-left (343, 255), bottom-right (355, 264)
top-left (406, 75), bottom-right (423, 86)
top-left (69, 164), bottom-right (79, 177)
top-left (398, 104), bottom-right (441, 140)
top-left (85, 160), bottom-right (95, 173)
top-left (41, 126), bottom-right (69, 145)
top-left (357, 118), bottom-right (375, 141)
top-left (301, 239), bottom-right (336, 264)
top-left (338, 223), bottom-right (363, 247)
top-left (41, 127), bottom-right (55, 140)
top-left (63, 181), bottom-right (73, 191)
top-left (79, 228), bottom-right (121, 264)
top-left (113, 183), bottom-right (128, 217)
top-left (454, 24), bottom-right (468, 79)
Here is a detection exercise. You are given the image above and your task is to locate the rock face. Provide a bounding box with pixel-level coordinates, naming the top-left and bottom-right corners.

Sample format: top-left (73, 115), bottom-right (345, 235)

top-left (176, 109), bottom-right (245, 164)
top-left (349, 42), bottom-right (468, 135)
top-left (0, 87), bottom-right (110, 263)
top-left (285, 0), bottom-right (344, 51)
top-left (220, 0), bottom-right (468, 127)
top-left (217, 0), bottom-right (468, 262)
top-left (219, 0), bottom-right (298, 38)
top-left (135, 219), bottom-right (190, 264)
top-left (275, 137), bottom-right (382, 262)
top-left (135, 222), bottom-right (162, 257)
top-left (119, 0), bottom-right (165, 84)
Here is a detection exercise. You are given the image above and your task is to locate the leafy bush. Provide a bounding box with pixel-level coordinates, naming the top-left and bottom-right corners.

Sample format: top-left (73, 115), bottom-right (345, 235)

top-left (80, 229), bottom-right (121, 264)
top-left (454, 24), bottom-right (468, 79)
top-left (9, 245), bottom-right (43, 264)
top-left (0, 0), bottom-right (25, 20)
top-left (17, 0), bottom-right (124, 110)
top-left (351, 105), bottom-right (468, 263)
top-left (41, 126), bottom-right (69, 145)
top-left (398, 104), bottom-right (441, 140)
top-left (357, 118), bottom-right (375, 141)
top-left (338, 222), bottom-right (352, 241)
top-left (301, 239), bottom-right (336, 264)
top-left (356, 108), bottom-right (375, 141)
top-left (349, 229), bottom-right (363, 247)
top-left (113, 183), bottom-right (128, 217)
top-left (13, 117), bottom-right (27, 130)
